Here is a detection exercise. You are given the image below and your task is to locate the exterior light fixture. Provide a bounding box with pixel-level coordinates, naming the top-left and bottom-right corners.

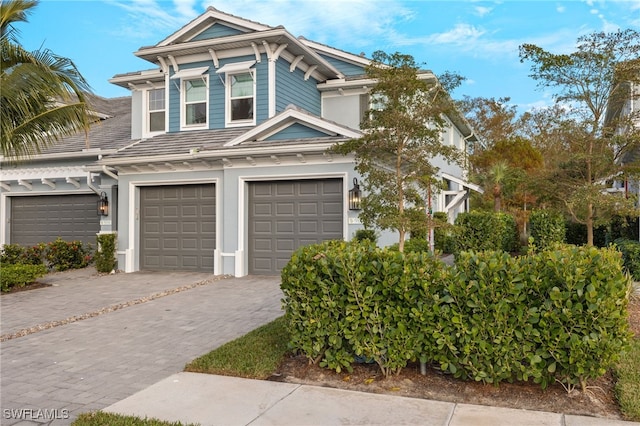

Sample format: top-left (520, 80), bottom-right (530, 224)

top-left (97, 192), bottom-right (109, 216)
top-left (348, 178), bottom-right (362, 211)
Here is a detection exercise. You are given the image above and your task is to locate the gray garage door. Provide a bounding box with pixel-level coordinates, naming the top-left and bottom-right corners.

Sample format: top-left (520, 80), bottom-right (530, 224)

top-left (10, 194), bottom-right (100, 246)
top-left (140, 184), bottom-right (215, 272)
top-left (248, 179), bottom-right (343, 275)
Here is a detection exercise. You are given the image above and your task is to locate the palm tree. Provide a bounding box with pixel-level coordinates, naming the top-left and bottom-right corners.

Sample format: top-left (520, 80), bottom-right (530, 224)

top-left (1, 0), bottom-right (95, 160)
top-left (487, 161), bottom-right (509, 212)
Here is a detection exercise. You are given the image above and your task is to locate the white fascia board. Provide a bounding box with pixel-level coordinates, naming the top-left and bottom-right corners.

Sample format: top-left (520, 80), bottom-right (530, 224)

top-left (317, 77), bottom-right (377, 92)
top-left (98, 142), bottom-right (341, 166)
top-left (299, 38), bottom-right (371, 67)
top-left (170, 66), bottom-right (210, 79)
top-left (0, 166), bottom-right (89, 181)
top-left (441, 172), bottom-right (484, 194)
top-left (137, 29), bottom-right (342, 80)
top-left (157, 8), bottom-right (271, 47)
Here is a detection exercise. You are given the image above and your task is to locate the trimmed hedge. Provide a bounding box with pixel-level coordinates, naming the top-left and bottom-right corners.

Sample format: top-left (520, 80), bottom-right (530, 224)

top-left (615, 238), bottom-right (640, 281)
top-left (95, 233), bottom-right (117, 273)
top-left (529, 209), bottom-right (566, 251)
top-left (452, 211), bottom-right (519, 254)
top-left (1, 264), bottom-right (47, 292)
top-left (281, 241), bottom-right (632, 390)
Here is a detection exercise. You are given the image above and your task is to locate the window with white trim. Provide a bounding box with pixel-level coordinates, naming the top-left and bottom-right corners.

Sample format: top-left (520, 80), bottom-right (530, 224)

top-left (148, 88), bottom-right (165, 133)
top-left (227, 71), bottom-right (255, 125)
top-left (183, 77), bottom-right (208, 128)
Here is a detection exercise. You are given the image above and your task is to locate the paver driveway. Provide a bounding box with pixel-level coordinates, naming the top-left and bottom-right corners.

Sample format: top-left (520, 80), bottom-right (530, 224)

top-left (0, 268), bottom-right (283, 425)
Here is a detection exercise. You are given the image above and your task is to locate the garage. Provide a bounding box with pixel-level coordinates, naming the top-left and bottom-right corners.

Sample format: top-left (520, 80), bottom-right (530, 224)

top-left (10, 194), bottom-right (101, 247)
top-left (248, 179), bottom-right (343, 275)
top-left (140, 184), bottom-right (215, 272)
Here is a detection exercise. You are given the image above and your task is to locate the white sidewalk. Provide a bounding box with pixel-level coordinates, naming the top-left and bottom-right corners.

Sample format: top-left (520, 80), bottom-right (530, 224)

top-left (104, 372), bottom-right (639, 426)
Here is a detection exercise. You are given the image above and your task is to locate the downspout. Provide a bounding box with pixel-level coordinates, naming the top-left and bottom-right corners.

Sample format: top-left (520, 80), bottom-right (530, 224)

top-left (86, 172), bottom-right (101, 195)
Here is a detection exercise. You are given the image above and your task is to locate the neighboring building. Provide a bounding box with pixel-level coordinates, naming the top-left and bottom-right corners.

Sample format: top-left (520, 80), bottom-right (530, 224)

top-left (0, 7), bottom-right (479, 276)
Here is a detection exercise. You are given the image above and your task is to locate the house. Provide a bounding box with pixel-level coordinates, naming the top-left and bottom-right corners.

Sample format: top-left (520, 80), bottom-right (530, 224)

top-left (0, 7), bottom-right (479, 276)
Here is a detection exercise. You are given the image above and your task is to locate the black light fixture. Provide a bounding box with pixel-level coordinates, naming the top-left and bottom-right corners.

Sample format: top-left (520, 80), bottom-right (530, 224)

top-left (348, 178), bottom-right (361, 211)
top-left (97, 192), bottom-right (109, 216)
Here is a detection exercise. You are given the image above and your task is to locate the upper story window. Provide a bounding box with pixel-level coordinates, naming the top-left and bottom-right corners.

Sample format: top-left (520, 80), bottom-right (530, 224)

top-left (148, 88), bottom-right (165, 134)
top-left (229, 72), bottom-right (254, 123)
top-left (183, 77), bottom-right (208, 128)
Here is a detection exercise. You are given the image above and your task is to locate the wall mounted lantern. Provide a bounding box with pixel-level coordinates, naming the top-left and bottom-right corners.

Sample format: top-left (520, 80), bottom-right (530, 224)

top-left (348, 178), bottom-right (362, 211)
top-left (97, 192), bottom-right (109, 216)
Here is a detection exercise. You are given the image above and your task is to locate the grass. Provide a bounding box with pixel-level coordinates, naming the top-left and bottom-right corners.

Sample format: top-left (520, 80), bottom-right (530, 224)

top-left (615, 337), bottom-right (640, 421)
top-left (184, 315), bottom-right (290, 379)
top-left (72, 412), bottom-right (197, 425)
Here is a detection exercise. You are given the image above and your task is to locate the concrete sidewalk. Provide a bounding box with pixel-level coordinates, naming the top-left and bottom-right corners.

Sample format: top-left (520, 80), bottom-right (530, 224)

top-left (104, 372), bottom-right (639, 426)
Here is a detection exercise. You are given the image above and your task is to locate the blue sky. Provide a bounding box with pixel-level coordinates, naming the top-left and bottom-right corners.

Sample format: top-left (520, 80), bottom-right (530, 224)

top-left (16, 0), bottom-right (640, 112)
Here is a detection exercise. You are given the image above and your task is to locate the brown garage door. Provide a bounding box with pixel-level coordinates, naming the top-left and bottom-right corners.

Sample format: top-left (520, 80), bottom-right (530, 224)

top-left (248, 179), bottom-right (343, 275)
top-left (10, 194), bottom-right (100, 246)
top-left (140, 184), bottom-right (215, 271)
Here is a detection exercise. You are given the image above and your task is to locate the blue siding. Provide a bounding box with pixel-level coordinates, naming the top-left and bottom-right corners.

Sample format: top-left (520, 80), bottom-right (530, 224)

top-left (318, 53), bottom-right (365, 77)
top-left (255, 57), bottom-right (269, 123)
top-left (275, 59), bottom-right (321, 115)
top-left (192, 24), bottom-right (244, 41)
top-left (265, 123), bottom-right (330, 141)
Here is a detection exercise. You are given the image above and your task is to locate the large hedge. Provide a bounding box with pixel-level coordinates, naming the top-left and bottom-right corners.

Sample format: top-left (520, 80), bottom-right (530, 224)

top-left (452, 211), bottom-right (519, 254)
top-left (529, 209), bottom-right (565, 251)
top-left (281, 241), bottom-right (632, 390)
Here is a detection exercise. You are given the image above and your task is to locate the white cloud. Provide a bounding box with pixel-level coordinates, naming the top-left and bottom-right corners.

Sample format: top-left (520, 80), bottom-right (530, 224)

top-left (198, 0), bottom-right (414, 49)
top-left (474, 6), bottom-right (492, 17)
top-left (556, 5), bottom-right (565, 13)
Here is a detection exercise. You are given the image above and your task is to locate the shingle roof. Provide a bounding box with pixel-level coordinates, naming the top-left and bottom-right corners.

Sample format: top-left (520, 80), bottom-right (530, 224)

top-left (37, 95), bottom-right (132, 155)
top-left (103, 127), bottom-right (349, 162)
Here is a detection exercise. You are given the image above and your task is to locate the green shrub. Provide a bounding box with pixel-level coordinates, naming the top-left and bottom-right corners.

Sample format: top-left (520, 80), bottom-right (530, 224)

top-left (529, 209), bottom-right (566, 251)
top-left (0, 243), bottom-right (46, 265)
top-left (95, 233), bottom-right (117, 273)
top-left (452, 211), bottom-right (519, 254)
top-left (388, 238), bottom-right (433, 253)
top-left (1, 264), bottom-right (47, 292)
top-left (615, 239), bottom-right (640, 281)
top-left (281, 240), bottom-right (357, 372)
top-left (45, 238), bottom-right (92, 271)
top-left (433, 212), bottom-right (455, 253)
top-left (281, 241), bottom-right (631, 389)
top-left (526, 245), bottom-right (631, 390)
top-left (1, 243), bottom-right (25, 264)
top-left (353, 229), bottom-right (377, 243)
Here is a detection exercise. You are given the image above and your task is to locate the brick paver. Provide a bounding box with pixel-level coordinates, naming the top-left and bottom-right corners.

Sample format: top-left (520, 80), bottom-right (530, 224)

top-left (0, 270), bottom-right (283, 425)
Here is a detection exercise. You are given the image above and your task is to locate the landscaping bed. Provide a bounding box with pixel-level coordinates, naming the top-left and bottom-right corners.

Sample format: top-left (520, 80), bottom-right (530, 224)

top-left (270, 294), bottom-right (638, 421)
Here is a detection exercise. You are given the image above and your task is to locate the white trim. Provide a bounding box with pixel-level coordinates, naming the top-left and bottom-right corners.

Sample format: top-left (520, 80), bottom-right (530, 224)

top-left (180, 75), bottom-right (209, 131)
top-left (143, 87), bottom-right (167, 138)
top-left (225, 69), bottom-right (256, 127)
top-left (216, 60), bottom-right (256, 75)
top-left (441, 172), bottom-right (484, 194)
top-left (156, 7), bottom-right (271, 47)
top-left (170, 66), bottom-right (209, 80)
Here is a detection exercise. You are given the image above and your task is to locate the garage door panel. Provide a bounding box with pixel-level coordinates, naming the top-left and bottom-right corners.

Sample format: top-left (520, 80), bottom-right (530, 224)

top-left (298, 203), bottom-right (318, 215)
top-left (248, 179), bottom-right (343, 275)
top-left (10, 194), bottom-right (100, 246)
top-left (140, 184), bottom-right (215, 272)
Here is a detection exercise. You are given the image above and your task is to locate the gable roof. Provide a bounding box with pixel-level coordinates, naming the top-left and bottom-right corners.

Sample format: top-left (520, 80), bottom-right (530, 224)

top-left (157, 7), bottom-right (272, 47)
top-left (225, 105), bottom-right (361, 146)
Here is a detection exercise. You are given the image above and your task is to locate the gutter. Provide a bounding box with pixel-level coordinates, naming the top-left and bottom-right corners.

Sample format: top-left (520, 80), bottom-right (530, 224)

top-left (98, 142), bottom-right (342, 166)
